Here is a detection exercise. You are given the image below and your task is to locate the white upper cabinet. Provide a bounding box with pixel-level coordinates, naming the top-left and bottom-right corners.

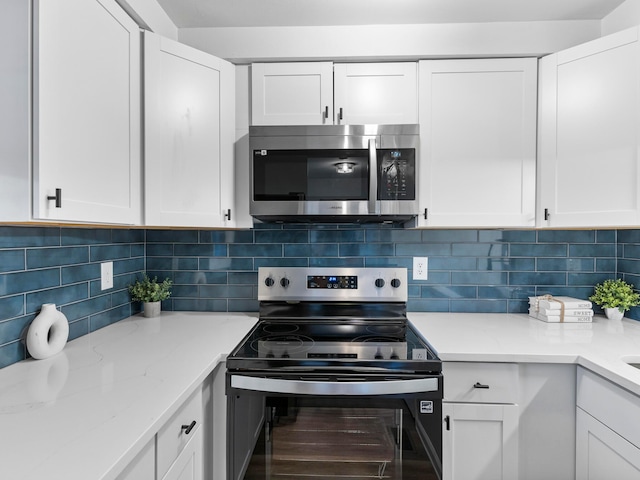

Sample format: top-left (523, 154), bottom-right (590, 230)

top-left (538, 27), bottom-right (640, 228)
top-left (333, 63), bottom-right (418, 125)
top-left (251, 62), bottom-right (417, 126)
top-left (417, 58), bottom-right (537, 227)
top-left (251, 62), bottom-right (333, 125)
top-left (32, 0), bottom-right (141, 224)
top-left (144, 32), bottom-right (235, 227)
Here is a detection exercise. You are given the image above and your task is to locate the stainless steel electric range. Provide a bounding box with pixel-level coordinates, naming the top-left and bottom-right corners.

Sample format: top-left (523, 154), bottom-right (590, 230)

top-left (227, 267), bottom-right (443, 480)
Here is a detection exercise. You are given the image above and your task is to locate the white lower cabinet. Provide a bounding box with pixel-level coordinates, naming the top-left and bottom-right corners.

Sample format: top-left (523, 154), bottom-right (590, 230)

top-left (576, 367), bottom-right (640, 479)
top-left (443, 403), bottom-right (518, 480)
top-left (161, 425), bottom-right (203, 480)
top-left (116, 438), bottom-right (155, 480)
top-left (442, 362), bottom-right (519, 480)
top-left (576, 409), bottom-right (640, 479)
top-left (117, 385), bottom-right (206, 480)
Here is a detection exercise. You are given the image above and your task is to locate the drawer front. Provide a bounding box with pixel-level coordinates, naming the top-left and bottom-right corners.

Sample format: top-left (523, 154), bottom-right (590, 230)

top-left (443, 362), bottom-right (518, 404)
top-left (157, 387), bottom-right (204, 478)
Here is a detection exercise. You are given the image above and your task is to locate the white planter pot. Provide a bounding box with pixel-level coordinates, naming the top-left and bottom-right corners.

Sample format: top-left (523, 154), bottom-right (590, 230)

top-left (605, 307), bottom-right (624, 321)
top-left (143, 301), bottom-right (161, 318)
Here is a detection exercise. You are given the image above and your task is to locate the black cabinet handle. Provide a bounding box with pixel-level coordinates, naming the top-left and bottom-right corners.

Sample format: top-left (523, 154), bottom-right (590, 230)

top-left (544, 208), bottom-right (550, 221)
top-left (181, 420), bottom-right (196, 435)
top-left (47, 188), bottom-right (62, 208)
top-left (338, 107), bottom-right (343, 121)
top-left (323, 106), bottom-right (329, 120)
top-left (224, 209), bottom-right (231, 221)
top-left (444, 415), bottom-right (450, 431)
top-left (473, 382), bottom-right (490, 389)
top-left (424, 208), bottom-right (428, 220)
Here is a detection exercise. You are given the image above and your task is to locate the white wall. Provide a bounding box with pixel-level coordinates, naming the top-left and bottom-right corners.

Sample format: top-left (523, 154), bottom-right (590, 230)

top-left (602, 0), bottom-right (640, 35)
top-left (179, 20), bottom-right (601, 63)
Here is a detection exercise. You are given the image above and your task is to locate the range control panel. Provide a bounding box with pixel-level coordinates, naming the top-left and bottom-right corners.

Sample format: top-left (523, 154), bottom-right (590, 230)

top-left (258, 267), bottom-right (407, 302)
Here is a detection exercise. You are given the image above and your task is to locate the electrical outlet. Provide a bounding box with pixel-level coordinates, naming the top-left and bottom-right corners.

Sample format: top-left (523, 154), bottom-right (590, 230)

top-left (413, 257), bottom-right (428, 280)
top-left (101, 261), bottom-right (113, 290)
top-left (413, 348), bottom-right (427, 360)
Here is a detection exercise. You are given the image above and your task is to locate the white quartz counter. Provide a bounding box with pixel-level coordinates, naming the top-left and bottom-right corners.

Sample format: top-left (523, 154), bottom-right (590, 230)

top-left (409, 312), bottom-right (640, 397)
top-left (3, 311), bottom-right (640, 480)
top-left (0, 312), bottom-right (258, 480)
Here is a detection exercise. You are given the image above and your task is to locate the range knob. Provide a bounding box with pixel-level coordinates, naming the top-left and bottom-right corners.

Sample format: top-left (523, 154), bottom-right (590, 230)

top-left (391, 278), bottom-right (401, 288)
top-left (264, 277), bottom-right (275, 287)
top-left (375, 278), bottom-right (385, 288)
top-left (280, 277), bottom-right (290, 288)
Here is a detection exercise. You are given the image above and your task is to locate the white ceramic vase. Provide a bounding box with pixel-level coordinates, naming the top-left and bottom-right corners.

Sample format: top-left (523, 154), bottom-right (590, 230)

top-left (605, 307), bottom-right (624, 321)
top-left (26, 303), bottom-right (69, 359)
top-left (143, 301), bottom-right (161, 318)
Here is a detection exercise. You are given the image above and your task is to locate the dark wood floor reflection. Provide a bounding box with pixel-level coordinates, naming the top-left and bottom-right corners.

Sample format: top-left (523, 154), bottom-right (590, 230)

top-left (244, 407), bottom-right (439, 479)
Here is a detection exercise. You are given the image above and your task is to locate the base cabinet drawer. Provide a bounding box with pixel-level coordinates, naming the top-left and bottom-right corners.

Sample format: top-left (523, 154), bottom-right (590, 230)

top-left (157, 388), bottom-right (204, 479)
top-left (443, 362), bottom-right (519, 403)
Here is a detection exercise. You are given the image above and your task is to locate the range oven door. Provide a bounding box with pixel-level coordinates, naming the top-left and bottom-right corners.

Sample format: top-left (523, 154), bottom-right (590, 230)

top-left (227, 372), bottom-right (442, 480)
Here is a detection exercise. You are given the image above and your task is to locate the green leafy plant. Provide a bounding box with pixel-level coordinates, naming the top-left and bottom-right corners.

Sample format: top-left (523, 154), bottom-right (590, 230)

top-left (128, 274), bottom-right (173, 302)
top-left (589, 278), bottom-right (640, 312)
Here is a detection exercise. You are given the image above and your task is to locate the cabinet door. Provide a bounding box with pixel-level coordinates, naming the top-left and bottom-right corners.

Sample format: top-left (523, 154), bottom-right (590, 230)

top-left (33, 0), bottom-right (141, 224)
top-left (144, 32), bottom-right (235, 227)
top-left (334, 63), bottom-right (418, 125)
top-left (576, 408), bottom-right (640, 480)
top-left (116, 438), bottom-right (155, 480)
top-left (442, 403), bottom-right (519, 480)
top-left (538, 27), bottom-right (640, 227)
top-left (161, 425), bottom-right (203, 480)
top-left (251, 62), bottom-right (333, 125)
top-left (418, 59), bottom-right (537, 227)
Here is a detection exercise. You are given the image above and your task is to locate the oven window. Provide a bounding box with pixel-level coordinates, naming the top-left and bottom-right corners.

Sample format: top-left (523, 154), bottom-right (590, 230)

top-left (253, 149), bottom-right (369, 201)
top-left (242, 397), bottom-right (439, 480)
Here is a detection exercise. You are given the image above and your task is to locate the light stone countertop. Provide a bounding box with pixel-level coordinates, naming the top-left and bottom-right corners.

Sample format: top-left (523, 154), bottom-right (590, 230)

top-left (0, 312), bottom-right (258, 480)
top-left (3, 311), bottom-right (640, 479)
top-left (408, 312), bottom-right (640, 396)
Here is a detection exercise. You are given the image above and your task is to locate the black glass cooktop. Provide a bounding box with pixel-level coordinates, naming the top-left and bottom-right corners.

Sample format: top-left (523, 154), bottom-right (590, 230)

top-left (227, 317), bottom-right (440, 374)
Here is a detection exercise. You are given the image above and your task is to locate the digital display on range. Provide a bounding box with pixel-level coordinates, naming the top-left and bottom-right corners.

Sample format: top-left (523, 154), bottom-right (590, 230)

top-left (307, 275), bottom-right (358, 289)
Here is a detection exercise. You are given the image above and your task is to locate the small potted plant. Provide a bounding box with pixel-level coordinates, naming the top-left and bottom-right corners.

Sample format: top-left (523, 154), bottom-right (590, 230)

top-left (128, 274), bottom-right (173, 318)
top-left (589, 278), bottom-right (640, 321)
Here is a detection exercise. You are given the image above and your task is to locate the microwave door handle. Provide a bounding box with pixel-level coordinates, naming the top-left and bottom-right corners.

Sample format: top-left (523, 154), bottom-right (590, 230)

top-left (368, 138), bottom-right (379, 214)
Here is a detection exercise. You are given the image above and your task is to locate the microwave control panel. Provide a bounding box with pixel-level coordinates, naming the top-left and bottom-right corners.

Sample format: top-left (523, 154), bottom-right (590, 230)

top-left (378, 149), bottom-right (415, 200)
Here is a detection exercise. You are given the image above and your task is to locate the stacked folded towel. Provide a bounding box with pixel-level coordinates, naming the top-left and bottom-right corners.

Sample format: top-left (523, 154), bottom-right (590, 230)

top-left (528, 295), bottom-right (593, 323)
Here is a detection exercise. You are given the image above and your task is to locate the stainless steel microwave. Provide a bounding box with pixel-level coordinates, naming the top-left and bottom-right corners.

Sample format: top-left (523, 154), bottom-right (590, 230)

top-left (249, 124), bottom-right (419, 223)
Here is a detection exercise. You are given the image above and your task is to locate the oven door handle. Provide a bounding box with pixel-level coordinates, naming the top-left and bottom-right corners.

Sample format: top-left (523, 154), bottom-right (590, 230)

top-left (231, 375), bottom-right (439, 396)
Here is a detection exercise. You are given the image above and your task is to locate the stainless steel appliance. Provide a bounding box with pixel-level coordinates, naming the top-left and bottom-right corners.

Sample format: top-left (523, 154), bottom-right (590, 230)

top-left (227, 267), bottom-right (442, 480)
top-left (249, 125), bottom-right (419, 223)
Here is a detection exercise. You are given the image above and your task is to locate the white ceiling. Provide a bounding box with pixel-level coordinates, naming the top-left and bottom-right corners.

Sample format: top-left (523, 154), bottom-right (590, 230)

top-left (156, 0), bottom-right (626, 29)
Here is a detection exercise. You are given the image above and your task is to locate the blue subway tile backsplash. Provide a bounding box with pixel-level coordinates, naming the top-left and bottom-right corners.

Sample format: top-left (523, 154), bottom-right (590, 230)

top-left (2, 224), bottom-right (640, 369)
